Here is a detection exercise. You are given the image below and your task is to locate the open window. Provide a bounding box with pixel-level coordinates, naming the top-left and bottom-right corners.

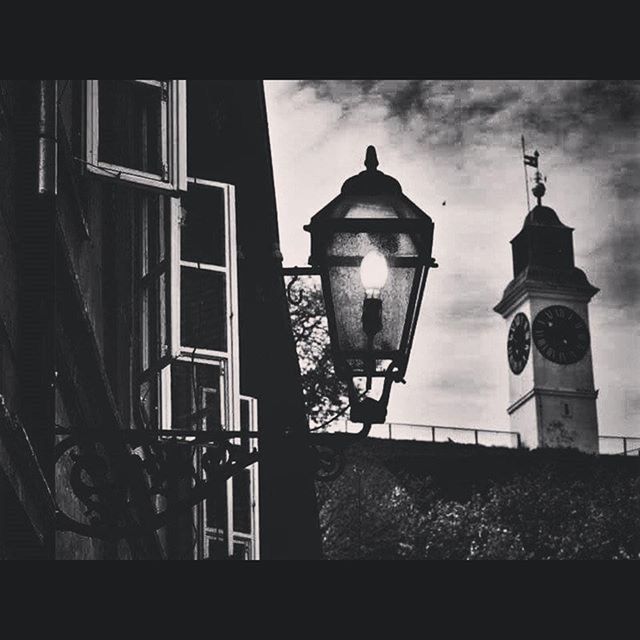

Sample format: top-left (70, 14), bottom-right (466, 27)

top-left (163, 178), bottom-right (240, 433)
top-left (134, 178), bottom-right (239, 433)
top-left (134, 192), bottom-right (175, 430)
top-left (86, 80), bottom-right (186, 192)
top-left (133, 175), bottom-right (257, 559)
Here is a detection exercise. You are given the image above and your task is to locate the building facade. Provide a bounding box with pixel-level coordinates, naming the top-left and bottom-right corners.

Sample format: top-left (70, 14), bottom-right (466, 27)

top-left (0, 80), bottom-right (322, 560)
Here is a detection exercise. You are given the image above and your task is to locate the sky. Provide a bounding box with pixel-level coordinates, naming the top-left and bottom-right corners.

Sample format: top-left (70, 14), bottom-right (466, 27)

top-left (264, 80), bottom-right (640, 438)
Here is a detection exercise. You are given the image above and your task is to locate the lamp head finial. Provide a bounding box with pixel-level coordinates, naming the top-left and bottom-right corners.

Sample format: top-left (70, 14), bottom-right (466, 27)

top-left (365, 146), bottom-right (379, 171)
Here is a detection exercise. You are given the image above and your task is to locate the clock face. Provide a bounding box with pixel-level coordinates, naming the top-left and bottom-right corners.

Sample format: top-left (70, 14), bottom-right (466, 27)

top-left (508, 312), bottom-right (531, 375)
top-left (532, 305), bottom-right (590, 365)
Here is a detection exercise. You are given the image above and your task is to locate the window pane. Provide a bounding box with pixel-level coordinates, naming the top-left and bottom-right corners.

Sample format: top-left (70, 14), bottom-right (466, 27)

top-left (180, 267), bottom-right (227, 351)
top-left (138, 379), bottom-right (158, 429)
top-left (141, 287), bottom-right (149, 370)
top-left (99, 80), bottom-right (163, 175)
top-left (137, 194), bottom-right (170, 374)
top-left (148, 195), bottom-right (167, 266)
top-left (240, 399), bottom-right (251, 430)
top-left (240, 398), bottom-right (252, 451)
top-left (139, 194), bottom-right (167, 277)
top-left (205, 480), bottom-right (227, 530)
top-left (232, 541), bottom-right (250, 560)
top-left (180, 182), bottom-right (226, 266)
top-left (142, 276), bottom-right (168, 367)
top-left (158, 271), bottom-right (168, 359)
top-left (171, 361), bottom-right (223, 430)
top-left (233, 469), bottom-right (252, 534)
top-left (206, 537), bottom-right (227, 560)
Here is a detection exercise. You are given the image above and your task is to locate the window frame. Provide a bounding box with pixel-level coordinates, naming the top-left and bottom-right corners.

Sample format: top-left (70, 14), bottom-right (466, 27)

top-left (85, 79), bottom-right (186, 192)
top-left (134, 174), bottom-right (256, 559)
top-left (232, 395), bottom-right (260, 560)
top-left (134, 193), bottom-right (175, 431)
top-left (172, 178), bottom-right (240, 430)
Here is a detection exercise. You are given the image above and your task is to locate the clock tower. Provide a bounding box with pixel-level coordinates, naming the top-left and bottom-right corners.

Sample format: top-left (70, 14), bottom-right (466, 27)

top-left (494, 159), bottom-right (600, 453)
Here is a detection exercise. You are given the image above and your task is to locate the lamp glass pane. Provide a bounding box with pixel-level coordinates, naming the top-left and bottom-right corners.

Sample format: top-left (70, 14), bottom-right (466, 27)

top-left (343, 202), bottom-right (399, 219)
top-left (327, 231), bottom-right (418, 258)
top-left (328, 264), bottom-right (415, 357)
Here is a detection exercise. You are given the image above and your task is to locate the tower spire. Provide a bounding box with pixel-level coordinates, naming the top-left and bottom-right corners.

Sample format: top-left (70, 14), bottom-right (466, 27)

top-left (522, 138), bottom-right (546, 209)
top-left (521, 135), bottom-right (531, 212)
top-left (531, 151), bottom-right (546, 206)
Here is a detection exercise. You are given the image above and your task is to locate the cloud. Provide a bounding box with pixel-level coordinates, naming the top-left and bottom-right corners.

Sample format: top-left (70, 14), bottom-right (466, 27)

top-left (297, 80), bottom-right (640, 157)
top-left (608, 157), bottom-right (640, 201)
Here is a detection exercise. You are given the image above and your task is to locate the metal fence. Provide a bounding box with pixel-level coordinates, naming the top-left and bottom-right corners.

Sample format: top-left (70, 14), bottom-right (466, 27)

top-left (598, 435), bottom-right (640, 456)
top-left (329, 420), bottom-right (521, 448)
top-left (326, 420), bottom-right (640, 456)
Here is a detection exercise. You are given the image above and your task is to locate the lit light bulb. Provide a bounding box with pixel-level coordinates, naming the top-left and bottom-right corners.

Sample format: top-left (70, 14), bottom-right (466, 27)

top-left (360, 250), bottom-right (388, 296)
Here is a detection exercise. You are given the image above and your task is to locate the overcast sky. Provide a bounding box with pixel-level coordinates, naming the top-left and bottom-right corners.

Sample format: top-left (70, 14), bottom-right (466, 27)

top-left (264, 80), bottom-right (640, 438)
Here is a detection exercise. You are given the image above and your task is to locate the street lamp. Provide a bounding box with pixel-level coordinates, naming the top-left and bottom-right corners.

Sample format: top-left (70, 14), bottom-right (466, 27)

top-left (304, 146), bottom-right (436, 429)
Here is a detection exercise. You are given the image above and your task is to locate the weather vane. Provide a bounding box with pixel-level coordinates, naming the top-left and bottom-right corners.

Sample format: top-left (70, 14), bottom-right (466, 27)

top-left (521, 136), bottom-right (546, 210)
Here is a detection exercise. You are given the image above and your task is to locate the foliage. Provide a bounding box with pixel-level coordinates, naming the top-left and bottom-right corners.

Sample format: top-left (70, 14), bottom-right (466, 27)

top-left (287, 277), bottom-right (348, 428)
top-left (316, 449), bottom-right (640, 560)
top-left (316, 455), bottom-right (424, 560)
top-left (413, 469), bottom-right (640, 560)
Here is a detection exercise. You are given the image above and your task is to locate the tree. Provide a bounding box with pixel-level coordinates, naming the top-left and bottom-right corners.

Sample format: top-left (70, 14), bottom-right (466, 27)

top-left (287, 276), bottom-right (348, 429)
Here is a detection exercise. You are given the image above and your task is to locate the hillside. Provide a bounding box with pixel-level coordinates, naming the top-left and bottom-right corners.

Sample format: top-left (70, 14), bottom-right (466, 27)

top-left (314, 436), bottom-right (640, 560)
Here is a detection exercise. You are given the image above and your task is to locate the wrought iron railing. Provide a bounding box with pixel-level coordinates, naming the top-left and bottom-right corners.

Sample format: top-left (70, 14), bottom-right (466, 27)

top-left (598, 435), bottom-right (640, 456)
top-left (329, 420), bottom-right (521, 448)
top-left (326, 420), bottom-right (640, 456)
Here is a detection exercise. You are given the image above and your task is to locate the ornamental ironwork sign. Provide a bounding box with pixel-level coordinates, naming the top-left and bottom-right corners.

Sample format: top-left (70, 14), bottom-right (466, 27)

top-left (54, 425), bottom-right (260, 541)
top-left (53, 418), bottom-right (363, 541)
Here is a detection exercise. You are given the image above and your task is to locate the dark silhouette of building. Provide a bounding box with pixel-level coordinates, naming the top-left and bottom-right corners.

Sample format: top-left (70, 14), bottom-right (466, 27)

top-left (0, 80), bottom-right (321, 560)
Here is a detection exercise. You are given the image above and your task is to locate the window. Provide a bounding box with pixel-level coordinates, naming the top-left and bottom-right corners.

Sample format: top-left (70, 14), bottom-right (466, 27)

top-left (134, 192), bottom-right (175, 430)
top-left (133, 175), bottom-right (259, 558)
top-left (86, 80), bottom-right (186, 191)
top-left (133, 178), bottom-right (239, 435)
top-left (164, 178), bottom-right (240, 434)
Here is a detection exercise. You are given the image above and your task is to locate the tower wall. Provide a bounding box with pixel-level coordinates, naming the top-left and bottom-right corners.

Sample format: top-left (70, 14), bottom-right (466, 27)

top-left (537, 391), bottom-right (599, 452)
top-left (508, 394), bottom-right (539, 449)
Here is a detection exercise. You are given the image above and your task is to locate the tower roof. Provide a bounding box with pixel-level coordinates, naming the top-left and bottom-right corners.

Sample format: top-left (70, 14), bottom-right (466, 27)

top-left (523, 204), bottom-right (570, 229)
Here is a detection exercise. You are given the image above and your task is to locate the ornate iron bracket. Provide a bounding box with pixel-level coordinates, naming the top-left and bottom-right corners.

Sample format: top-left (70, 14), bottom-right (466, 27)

top-left (311, 421), bottom-right (372, 482)
top-left (53, 418), bottom-right (363, 540)
top-left (54, 426), bottom-right (261, 541)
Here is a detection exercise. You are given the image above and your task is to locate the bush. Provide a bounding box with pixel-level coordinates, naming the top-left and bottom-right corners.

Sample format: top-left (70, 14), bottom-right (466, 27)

top-left (316, 446), bottom-right (640, 560)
